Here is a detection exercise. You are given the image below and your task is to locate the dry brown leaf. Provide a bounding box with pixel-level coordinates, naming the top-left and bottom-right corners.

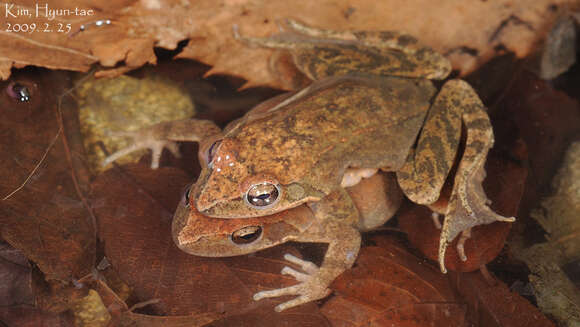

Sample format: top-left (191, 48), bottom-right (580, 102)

top-left (451, 271), bottom-right (556, 327)
top-left (0, 242), bottom-right (33, 307)
top-left (0, 305), bottom-right (75, 327)
top-left (91, 279), bottom-right (221, 327)
top-left (0, 70), bottom-right (95, 281)
top-left (0, 0), bottom-right (145, 79)
top-left (33, 277), bottom-right (89, 315)
top-left (0, 0), bottom-right (106, 77)
top-left (501, 70), bottom-right (580, 221)
top-left (323, 235), bottom-right (466, 326)
top-left (502, 71), bottom-right (580, 327)
top-left (2, 0), bottom-right (577, 88)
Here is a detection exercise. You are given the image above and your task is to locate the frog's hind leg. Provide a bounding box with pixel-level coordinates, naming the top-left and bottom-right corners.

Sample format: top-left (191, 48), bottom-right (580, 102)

top-left (282, 19), bottom-right (451, 80)
top-left (396, 79), bottom-right (463, 206)
top-left (397, 79), bottom-right (515, 273)
top-left (234, 20), bottom-right (450, 81)
top-left (437, 82), bottom-right (515, 272)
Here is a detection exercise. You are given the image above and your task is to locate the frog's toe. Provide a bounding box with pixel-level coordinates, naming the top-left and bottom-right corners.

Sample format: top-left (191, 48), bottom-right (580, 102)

top-left (281, 266), bottom-right (310, 282)
top-left (232, 23), bottom-right (296, 50)
top-left (497, 215), bottom-right (516, 222)
top-left (283, 253), bottom-right (319, 275)
top-left (253, 283), bottom-right (301, 301)
top-left (284, 19), bottom-right (325, 37)
top-left (232, 25), bottom-right (262, 46)
top-left (274, 289), bottom-right (331, 312)
top-left (254, 283), bottom-right (331, 312)
top-left (431, 212), bottom-right (442, 229)
top-left (102, 143), bottom-right (141, 168)
top-left (232, 24), bottom-right (241, 40)
top-left (103, 139), bottom-right (180, 169)
top-left (456, 228), bottom-right (472, 262)
top-left (274, 295), bottom-right (312, 312)
top-left (149, 140), bottom-right (180, 169)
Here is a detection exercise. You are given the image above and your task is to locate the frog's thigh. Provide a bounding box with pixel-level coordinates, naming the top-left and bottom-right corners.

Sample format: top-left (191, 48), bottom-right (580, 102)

top-left (396, 79), bottom-right (476, 205)
top-left (345, 172), bottom-right (402, 231)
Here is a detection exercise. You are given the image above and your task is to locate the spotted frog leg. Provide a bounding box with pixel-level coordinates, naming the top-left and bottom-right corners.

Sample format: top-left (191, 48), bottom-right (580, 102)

top-left (234, 19), bottom-right (451, 82)
top-left (102, 119), bottom-right (220, 168)
top-left (395, 80), bottom-right (515, 272)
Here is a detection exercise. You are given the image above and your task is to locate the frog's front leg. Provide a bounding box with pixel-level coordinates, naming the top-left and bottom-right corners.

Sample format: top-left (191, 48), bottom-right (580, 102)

top-left (396, 80), bottom-right (515, 272)
top-left (102, 119), bottom-right (220, 169)
top-left (254, 188), bottom-right (361, 312)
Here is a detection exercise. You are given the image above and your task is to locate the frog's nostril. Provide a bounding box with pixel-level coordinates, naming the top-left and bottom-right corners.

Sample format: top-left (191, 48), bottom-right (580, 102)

top-left (231, 226), bottom-right (262, 244)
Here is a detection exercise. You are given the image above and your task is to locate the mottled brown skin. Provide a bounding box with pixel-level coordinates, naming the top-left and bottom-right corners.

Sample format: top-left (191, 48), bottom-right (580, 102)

top-left (192, 75), bottom-right (433, 216)
top-left (104, 20), bottom-right (514, 312)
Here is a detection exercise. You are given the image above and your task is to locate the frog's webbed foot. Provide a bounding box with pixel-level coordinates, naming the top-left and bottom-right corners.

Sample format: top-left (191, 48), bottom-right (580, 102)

top-left (103, 129), bottom-right (180, 169)
top-left (253, 254), bottom-right (332, 312)
top-left (438, 152), bottom-right (515, 273)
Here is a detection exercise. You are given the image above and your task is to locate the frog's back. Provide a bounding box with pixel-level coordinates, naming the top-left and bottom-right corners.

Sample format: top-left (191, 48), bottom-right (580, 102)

top-left (230, 75), bottom-right (436, 190)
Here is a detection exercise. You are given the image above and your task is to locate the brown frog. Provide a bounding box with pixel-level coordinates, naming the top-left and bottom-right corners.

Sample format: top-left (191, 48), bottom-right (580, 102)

top-left (104, 20), bottom-right (514, 311)
top-left (173, 172), bottom-right (402, 312)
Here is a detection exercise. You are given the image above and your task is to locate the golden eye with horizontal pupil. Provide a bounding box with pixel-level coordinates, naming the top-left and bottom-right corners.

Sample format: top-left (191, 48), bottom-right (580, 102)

top-left (244, 182), bottom-right (281, 209)
top-left (231, 226), bottom-right (262, 244)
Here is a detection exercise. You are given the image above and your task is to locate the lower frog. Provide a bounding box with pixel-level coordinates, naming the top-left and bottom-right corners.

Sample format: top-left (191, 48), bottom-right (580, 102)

top-left (104, 20), bottom-right (515, 311)
top-left (173, 172), bottom-right (402, 312)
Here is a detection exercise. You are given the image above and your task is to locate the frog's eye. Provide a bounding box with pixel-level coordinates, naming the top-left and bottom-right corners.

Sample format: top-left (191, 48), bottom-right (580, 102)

top-left (205, 139), bottom-right (222, 167)
top-left (180, 184), bottom-right (192, 207)
top-left (231, 226), bottom-right (262, 245)
top-left (5, 82), bottom-right (33, 103)
top-left (244, 182), bottom-right (281, 209)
